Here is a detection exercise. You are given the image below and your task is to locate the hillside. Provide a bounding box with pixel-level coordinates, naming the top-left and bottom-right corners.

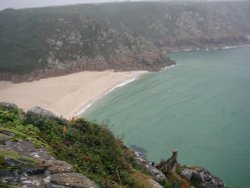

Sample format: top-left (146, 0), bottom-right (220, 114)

top-left (0, 102), bottom-right (226, 188)
top-left (0, 1), bottom-right (250, 82)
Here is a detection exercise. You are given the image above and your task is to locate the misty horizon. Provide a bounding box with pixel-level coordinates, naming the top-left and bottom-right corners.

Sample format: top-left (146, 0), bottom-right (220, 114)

top-left (0, 0), bottom-right (249, 11)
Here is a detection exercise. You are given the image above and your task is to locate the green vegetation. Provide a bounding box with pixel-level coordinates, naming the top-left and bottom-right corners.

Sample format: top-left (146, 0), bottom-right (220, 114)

top-left (0, 184), bottom-right (21, 188)
top-left (0, 2), bottom-right (249, 76)
top-left (0, 105), bottom-right (155, 187)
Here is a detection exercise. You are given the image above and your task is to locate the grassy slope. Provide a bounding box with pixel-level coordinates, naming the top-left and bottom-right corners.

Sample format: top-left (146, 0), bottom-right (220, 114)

top-left (0, 105), bottom-right (157, 188)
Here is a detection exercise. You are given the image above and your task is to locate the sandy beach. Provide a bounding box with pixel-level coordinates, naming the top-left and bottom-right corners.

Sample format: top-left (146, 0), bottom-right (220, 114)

top-left (0, 71), bottom-right (146, 119)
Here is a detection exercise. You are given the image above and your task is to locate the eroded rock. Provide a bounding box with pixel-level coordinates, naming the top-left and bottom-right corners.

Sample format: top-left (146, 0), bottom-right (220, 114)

top-left (0, 135), bottom-right (98, 188)
top-left (180, 168), bottom-right (224, 188)
top-left (46, 160), bottom-right (73, 174)
top-left (50, 173), bottom-right (98, 188)
top-left (156, 149), bottom-right (178, 175)
top-left (133, 151), bottom-right (166, 182)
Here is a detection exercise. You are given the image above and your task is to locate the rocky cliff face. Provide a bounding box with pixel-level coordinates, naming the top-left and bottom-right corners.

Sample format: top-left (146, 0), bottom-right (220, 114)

top-left (0, 103), bottom-right (164, 188)
top-left (0, 103), bottom-right (226, 188)
top-left (0, 2), bottom-right (250, 82)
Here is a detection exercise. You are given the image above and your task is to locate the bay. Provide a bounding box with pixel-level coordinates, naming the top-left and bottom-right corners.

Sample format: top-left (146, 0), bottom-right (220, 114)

top-left (83, 46), bottom-right (250, 188)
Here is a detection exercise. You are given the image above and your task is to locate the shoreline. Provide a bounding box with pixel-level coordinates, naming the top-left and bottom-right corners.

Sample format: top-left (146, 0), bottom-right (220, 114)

top-left (74, 71), bottom-right (147, 117)
top-left (160, 64), bottom-right (177, 72)
top-left (167, 43), bottom-right (250, 53)
top-left (0, 70), bottom-right (146, 119)
top-left (1, 45), bottom-right (249, 119)
top-left (76, 64), bottom-right (178, 117)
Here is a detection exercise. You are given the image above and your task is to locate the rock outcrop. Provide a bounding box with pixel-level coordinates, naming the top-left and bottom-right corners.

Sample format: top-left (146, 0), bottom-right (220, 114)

top-left (156, 150), bottom-right (178, 175)
top-left (0, 104), bottom-right (99, 187)
top-left (134, 151), bottom-right (166, 183)
top-left (1, 104), bottom-right (169, 187)
top-left (27, 106), bottom-right (57, 118)
top-left (180, 168), bottom-right (224, 188)
top-left (0, 102), bottom-right (18, 110)
top-left (154, 150), bottom-right (224, 188)
top-left (0, 104), bottom-right (228, 188)
top-left (0, 133), bottom-right (98, 188)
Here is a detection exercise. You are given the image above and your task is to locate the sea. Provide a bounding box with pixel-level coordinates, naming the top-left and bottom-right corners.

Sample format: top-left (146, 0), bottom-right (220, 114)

top-left (82, 46), bottom-right (250, 188)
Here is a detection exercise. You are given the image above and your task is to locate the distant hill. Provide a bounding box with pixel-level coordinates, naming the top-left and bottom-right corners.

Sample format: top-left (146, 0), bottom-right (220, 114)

top-left (0, 1), bottom-right (250, 82)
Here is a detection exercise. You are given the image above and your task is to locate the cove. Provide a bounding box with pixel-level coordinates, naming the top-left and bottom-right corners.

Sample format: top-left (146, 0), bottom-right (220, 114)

top-left (82, 46), bottom-right (250, 188)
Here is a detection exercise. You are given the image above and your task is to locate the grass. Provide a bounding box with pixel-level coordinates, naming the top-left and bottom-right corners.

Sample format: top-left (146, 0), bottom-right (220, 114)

top-left (0, 148), bottom-right (38, 169)
top-left (0, 184), bottom-right (21, 188)
top-left (0, 105), bottom-right (154, 188)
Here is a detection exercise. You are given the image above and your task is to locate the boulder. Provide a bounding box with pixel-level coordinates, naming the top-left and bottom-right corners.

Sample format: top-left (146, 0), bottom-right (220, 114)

top-left (50, 173), bottom-right (99, 188)
top-left (180, 167), bottom-right (224, 188)
top-left (27, 106), bottom-right (56, 118)
top-left (133, 151), bottom-right (166, 182)
top-left (0, 102), bottom-right (18, 110)
top-left (1, 139), bottom-right (99, 188)
top-left (180, 169), bottom-right (193, 181)
top-left (5, 140), bottom-right (54, 160)
top-left (146, 164), bottom-right (166, 183)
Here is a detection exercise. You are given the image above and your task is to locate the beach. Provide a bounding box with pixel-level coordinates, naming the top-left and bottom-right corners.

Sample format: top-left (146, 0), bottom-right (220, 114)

top-left (0, 71), bottom-right (146, 119)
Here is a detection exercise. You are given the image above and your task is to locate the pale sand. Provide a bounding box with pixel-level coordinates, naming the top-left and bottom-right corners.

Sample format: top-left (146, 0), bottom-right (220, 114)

top-left (0, 71), bottom-right (146, 119)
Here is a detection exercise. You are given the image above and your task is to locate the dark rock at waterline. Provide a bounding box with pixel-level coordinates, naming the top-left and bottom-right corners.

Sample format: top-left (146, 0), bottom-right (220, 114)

top-left (155, 150), bottom-right (225, 187)
top-left (130, 144), bottom-right (148, 159)
top-left (180, 168), bottom-right (224, 188)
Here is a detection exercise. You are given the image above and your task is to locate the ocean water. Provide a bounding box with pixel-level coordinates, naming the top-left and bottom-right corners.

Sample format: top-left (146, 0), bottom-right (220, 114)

top-left (82, 46), bottom-right (250, 188)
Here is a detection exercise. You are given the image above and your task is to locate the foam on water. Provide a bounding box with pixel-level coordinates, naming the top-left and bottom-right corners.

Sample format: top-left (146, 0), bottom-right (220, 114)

top-left (83, 46), bottom-right (250, 188)
top-left (76, 72), bottom-right (146, 115)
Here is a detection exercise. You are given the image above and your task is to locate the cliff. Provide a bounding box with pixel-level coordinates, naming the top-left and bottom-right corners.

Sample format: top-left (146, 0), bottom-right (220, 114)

top-left (0, 1), bottom-right (250, 82)
top-left (0, 103), bottom-right (226, 188)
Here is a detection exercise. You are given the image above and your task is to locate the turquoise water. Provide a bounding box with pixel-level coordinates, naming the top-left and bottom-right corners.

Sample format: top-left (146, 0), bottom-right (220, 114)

top-left (83, 46), bottom-right (250, 187)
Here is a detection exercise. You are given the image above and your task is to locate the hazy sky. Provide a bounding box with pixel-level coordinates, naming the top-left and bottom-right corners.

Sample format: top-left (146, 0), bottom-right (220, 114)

top-left (0, 0), bottom-right (106, 10)
top-left (0, 0), bottom-right (248, 11)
